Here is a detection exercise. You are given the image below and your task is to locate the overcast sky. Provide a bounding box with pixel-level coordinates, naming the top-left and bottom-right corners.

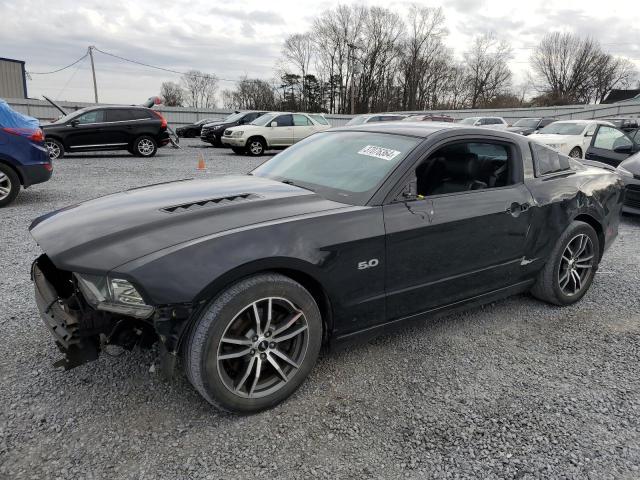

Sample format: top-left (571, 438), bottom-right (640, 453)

top-left (1, 0), bottom-right (639, 105)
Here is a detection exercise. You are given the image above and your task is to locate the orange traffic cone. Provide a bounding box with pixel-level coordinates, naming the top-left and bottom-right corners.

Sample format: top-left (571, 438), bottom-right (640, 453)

top-left (197, 154), bottom-right (206, 171)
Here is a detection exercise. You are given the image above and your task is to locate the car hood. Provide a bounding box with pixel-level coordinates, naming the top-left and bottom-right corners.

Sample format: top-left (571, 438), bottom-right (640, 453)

top-left (528, 134), bottom-right (577, 144)
top-left (619, 151), bottom-right (640, 174)
top-left (202, 121), bottom-right (229, 129)
top-left (30, 175), bottom-right (349, 273)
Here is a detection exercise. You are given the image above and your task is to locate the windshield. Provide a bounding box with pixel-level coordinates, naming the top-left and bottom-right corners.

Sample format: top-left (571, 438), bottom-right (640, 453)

top-left (513, 118), bottom-right (540, 128)
top-left (252, 131), bottom-right (420, 204)
top-left (223, 112), bottom-right (246, 123)
top-left (309, 114), bottom-right (329, 125)
top-left (50, 108), bottom-right (86, 125)
top-left (538, 122), bottom-right (586, 135)
top-left (459, 118), bottom-right (478, 125)
top-left (345, 116), bottom-right (369, 126)
top-left (251, 113), bottom-right (277, 126)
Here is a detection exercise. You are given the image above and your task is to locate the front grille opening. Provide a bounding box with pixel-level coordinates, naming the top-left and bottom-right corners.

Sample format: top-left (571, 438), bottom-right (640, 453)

top-left (162, 193), bottom-right (260, 213)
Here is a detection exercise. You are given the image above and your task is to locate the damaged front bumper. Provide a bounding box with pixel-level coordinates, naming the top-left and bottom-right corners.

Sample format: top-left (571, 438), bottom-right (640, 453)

top-left (32, 255), bottom-right (194, 374)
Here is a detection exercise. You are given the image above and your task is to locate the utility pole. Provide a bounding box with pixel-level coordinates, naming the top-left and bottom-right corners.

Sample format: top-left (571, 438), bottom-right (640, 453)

top-left (348, 43), bottom-right (358, 115)
top-left (88, 46), bottom-right (99, 104)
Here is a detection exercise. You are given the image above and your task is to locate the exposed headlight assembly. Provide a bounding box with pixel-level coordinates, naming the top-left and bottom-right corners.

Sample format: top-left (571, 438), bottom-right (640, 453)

top-left (232, 130), bottom-right (244, 137)
top-left (74, 274), bottom-right (154, 319)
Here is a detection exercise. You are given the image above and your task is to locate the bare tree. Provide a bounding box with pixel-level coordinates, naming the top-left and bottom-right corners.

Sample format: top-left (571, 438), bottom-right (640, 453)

top-left (223, 77), bottom-right (277, 110)
top-left (282, 33), bottom-right (314, 110)
top-left (531, 32), bottom-right (601, 104)
top-left (591, 55), bottom-right (637, 103)
top-left (464, 33), bottom-right (513, 108)
top-left (160, 81), bottom-right (184, 107)
top-left (181, 70), bottom-right (219, 108)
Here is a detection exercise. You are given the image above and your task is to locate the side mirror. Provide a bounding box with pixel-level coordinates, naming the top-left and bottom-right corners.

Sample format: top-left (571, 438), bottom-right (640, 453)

top-left (400, 178), bottom-right (418, 201)
top-left (70, 119), bottom-right (80, 127)
top-left (270, 121), bottom-right (278, 128)
top-left (614, 144), bottom-right (633, 154)
top-left (584, 132), bottom-right (593, 137)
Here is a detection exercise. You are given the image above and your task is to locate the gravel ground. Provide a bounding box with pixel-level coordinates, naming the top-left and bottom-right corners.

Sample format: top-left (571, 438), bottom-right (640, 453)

top-left (1, 139), bottom-right (639, 479)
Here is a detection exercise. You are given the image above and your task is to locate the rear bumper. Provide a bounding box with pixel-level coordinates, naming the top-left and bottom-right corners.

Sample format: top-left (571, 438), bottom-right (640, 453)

top-left (20, 162), bottom-right (53, 187)
top-left (158, 131), bottom-right (171, 147)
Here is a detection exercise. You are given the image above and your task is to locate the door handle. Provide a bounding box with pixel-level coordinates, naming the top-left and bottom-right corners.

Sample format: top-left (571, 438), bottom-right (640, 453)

top-left (506, 202), bottom-right (530, 217)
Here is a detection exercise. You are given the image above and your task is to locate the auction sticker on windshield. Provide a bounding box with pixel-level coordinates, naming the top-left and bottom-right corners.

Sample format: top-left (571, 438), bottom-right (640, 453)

top-left (358, 145), bottom-right (402, 161)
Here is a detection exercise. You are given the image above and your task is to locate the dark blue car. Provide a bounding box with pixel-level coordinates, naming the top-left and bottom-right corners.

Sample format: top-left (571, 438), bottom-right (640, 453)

top-left (0, 100), bottom-right (52, 207)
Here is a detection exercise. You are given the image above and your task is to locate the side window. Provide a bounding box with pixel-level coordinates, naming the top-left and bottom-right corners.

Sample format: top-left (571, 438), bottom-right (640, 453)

top-left (293, 114), bottom-right (311, 126)
top-left (593, 126), bottom-right (633, 151)
top-left (130, 109), bottom-right (150, 120)
top-left (273, 114), bottom-right (293, 127)
top-left (76, 110), bottom-right (104, 124)
top-left (633, 130), bottom-right (640, 143)
top-left (530, 142), bottom-right (571, 176)
top-left (415, 141), bottom-right (512, 197)
top-left (105, 109), bottom-right (133, 122)
top-left (368, 116), bottom-right (382, 122)
top-left (540, 119), bottom-right (554, 127)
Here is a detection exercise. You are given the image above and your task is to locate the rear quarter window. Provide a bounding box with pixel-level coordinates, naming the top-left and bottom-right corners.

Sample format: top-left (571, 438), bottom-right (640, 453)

top-left (530, 142), bottom-right (571, 176)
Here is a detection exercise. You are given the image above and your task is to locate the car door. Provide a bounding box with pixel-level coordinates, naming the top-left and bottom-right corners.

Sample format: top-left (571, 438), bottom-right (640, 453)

top-left (585, 125), bottom-right (637, 167)
top-left (292, 114), bottom-right (315, 143)
top-left (102, 109), bottom-right (135, 146)
top-left (267, 114), bottom-right (294, 146)
top-left (383, 137), bottom-right (534, 320)
top-left (65, 110), bottom-right (106, 149)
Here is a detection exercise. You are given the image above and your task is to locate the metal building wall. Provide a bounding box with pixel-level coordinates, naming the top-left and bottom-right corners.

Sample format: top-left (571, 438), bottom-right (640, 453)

top-left (0, 58), bottom-right (27, 99)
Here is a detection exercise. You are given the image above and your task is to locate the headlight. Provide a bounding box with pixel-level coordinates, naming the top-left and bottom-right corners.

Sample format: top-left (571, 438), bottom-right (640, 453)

top-left (74, 274), bottom-right (154, 319)
top-left (232, 130), bottom-right (244, 137)
top-left (616, 165), bottom-right (634, 178)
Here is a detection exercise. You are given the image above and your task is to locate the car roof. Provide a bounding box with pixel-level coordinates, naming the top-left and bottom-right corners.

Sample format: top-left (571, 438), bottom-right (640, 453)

top-left (553, 119), bottom-right (605, 124)
top-left (332, 121), bottom-right (474, 138)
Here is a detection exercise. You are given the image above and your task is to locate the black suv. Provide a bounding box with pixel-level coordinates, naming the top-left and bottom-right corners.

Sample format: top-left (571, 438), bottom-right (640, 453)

top-left (200, 111), bottom-right (267, 146)
top-left (42, 106), bottom-right (171, 159)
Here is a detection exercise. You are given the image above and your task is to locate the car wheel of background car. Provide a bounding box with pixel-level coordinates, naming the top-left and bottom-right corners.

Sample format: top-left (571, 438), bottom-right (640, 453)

top-left (247, 138), bottom-right (266, 157)
top-left (569, 147), bottom-right (582, 159)
top-left (184, 273), bottom-right (323, 413)
top-left (133, 136), bottom-right (158, 157)
top-left (531, 221), bottom-right (599, 306)
top-left (45, 139), bottom-right (64, 160)
top-left (231, 147), bottom-right (246, 155)
top-left (0, 163), bottom-right (20, 208)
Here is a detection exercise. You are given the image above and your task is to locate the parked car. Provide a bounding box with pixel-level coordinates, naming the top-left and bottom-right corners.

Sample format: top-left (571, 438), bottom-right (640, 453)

top-left (616, 152), bottom-right (640, 214)
top-left (200, 111), bottom-right (268, 146)
top-left (222, 112), bottom-right (330, 156)
top-left (31, 122), bottom-right (623, 413)
top-left (459, 117), bottom-right (509, 130)
top-left (403, 114), bottom-right (454, 122)
top-left (176, 118), bottom-right (217, 138)
top-left (529, 120), bottom-right (614, 159)
top-left (0, 100), bottom-right (52, 207)
top-left (345, 113), bottom-right (408, 126)
top-left (583, 124), bottom-right (640, 167)
top-left (601, 117), bottom-right (639, 132)
top-left (41, 105), bottom-right (171, 159)
top-left (507, 117), bottom-right (557, 136)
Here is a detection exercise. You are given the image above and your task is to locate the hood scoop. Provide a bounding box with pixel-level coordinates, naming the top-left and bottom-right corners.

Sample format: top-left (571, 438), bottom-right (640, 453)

top-left (162, 193), bottom-right (261, 213)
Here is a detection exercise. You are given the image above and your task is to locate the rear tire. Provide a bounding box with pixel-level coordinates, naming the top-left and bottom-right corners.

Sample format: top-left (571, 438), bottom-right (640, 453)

top-left (0, 164), bottom-right (20, 208)
top-left (231, 147), bottom-right (246, 155)
top-left (45, 139), bottom-right (64, 160)
top-left (133, 136), bottom-right (157, 157)
top-left (530, 221), bottom-right (599, 305)
top-left (184, 273), bottom-right (322, 413)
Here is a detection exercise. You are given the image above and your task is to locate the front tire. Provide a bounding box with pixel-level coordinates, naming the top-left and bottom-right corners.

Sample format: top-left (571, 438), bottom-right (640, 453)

top-left (133, 136), bottom-right (158, 157)
top-left (184, 273), bottom-right (322, 413)
top-left (568, 147), bottom-right (582, 159)
top-left (0, 163), bottom-right (21, 208)
top-left (531, 221), bottom-right (599, 305)
top-left (246, 137), bottom-right (266, 157)
top-left (45, 139), bottom-right (64, 160)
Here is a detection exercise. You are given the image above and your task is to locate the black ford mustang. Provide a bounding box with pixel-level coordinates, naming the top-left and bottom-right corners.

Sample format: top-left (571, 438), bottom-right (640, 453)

top-left (30, 123), bottom-right (623, 413)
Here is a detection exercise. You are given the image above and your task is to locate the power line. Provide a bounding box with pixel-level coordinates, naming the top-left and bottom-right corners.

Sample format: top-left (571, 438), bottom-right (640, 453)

top-left (92, 47), bottom-right (243, 83)
top-left (54, 54), bottom-right (87, 100)
top-left (27, 53), bottom-right (89, 75)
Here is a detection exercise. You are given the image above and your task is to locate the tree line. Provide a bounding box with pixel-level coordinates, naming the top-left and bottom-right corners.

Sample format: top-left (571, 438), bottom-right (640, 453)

top-left (160, 4), bottom-right (637, 113)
